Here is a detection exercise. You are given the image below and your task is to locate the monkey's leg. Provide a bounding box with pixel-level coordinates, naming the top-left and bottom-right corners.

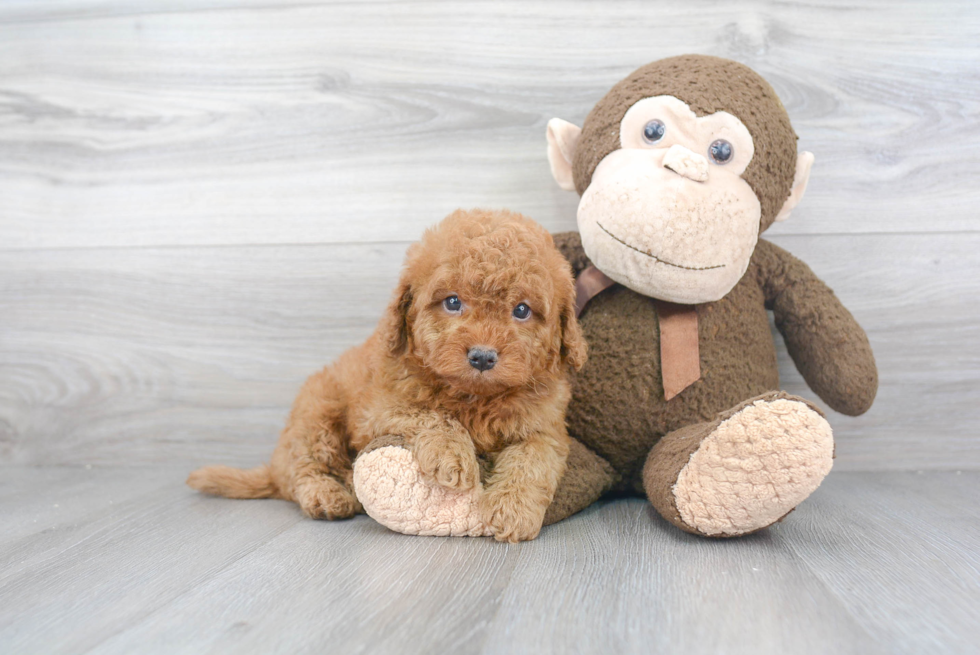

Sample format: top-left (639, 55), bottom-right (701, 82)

top-left (352, 435), bottom-right (490, 537)
top-left (643, 391), bottom-right (834, 537)
top-left (352, 436), bottom-right (616, 536)
top-left (542, 438), bottom-right (618, 526)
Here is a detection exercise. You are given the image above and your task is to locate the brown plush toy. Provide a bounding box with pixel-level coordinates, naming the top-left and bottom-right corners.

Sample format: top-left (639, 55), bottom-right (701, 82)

top-left (353, 55), bottom-right (878, 538)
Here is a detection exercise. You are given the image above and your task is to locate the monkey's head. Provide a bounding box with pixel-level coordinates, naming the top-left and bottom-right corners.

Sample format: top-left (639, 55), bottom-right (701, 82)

top-left (547, 55), bottom-right (813, 304)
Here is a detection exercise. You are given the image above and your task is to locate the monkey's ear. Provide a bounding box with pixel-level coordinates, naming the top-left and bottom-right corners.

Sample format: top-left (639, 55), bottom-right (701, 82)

top-left (774, 151), bottom-right (815, 222)
top-left (547, 118), bottom-right (582, 192)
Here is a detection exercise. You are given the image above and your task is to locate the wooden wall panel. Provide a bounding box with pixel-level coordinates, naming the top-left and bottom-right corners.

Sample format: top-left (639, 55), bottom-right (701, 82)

top-left (2, 232), bottom-right (976, 469)
top-left (1, 0), bottom-right (977, 249)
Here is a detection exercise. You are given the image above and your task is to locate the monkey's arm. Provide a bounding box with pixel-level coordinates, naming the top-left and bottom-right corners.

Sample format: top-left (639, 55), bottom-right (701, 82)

top-left (755, 239), bottom-right (878, 416)
top-left (552, 231), bottom-right (592, 277)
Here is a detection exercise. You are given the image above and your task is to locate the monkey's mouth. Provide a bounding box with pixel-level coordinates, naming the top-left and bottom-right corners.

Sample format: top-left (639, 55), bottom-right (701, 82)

top-left (596, 222), bottom-right (725, 271)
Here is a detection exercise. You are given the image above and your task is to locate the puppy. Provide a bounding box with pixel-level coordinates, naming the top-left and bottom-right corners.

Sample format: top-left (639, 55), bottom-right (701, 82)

top-left (187, 208), bottom-right (587, 542)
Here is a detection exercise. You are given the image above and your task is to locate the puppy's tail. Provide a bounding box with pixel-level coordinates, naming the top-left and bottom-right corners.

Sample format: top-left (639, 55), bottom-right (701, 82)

top-left (186, 464), bottom-right (280, 499)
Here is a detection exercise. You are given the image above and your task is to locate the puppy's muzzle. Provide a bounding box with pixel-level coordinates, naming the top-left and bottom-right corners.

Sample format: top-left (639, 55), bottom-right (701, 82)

top-left (467, 347), bottom-right (498, 372)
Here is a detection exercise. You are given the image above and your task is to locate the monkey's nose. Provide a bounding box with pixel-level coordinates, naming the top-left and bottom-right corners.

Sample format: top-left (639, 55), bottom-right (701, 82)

top-left (662, 144), bottom-right (709, 183)
top-left (467, 347), bottom-right (498, 371)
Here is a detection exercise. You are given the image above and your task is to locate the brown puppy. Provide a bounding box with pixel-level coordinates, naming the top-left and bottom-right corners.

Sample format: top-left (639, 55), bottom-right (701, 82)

top-left (187, 208), bottom-right (587, 542)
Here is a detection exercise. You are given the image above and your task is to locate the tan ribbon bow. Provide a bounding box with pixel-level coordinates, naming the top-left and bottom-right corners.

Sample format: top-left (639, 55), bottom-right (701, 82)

top-left (575, 266), bottom-right (701, 401)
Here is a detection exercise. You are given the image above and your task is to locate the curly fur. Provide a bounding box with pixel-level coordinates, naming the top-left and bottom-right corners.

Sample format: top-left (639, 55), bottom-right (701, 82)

top-left (187, 208), bottom-right (586, 542)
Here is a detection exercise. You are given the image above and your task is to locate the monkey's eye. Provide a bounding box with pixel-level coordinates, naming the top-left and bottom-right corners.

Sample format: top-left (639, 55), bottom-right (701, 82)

top-left (443, 295), bottom-right (462, 313)
top-left (512, 303), bottom-right (532, 321)
top-left (642, 119), bottom-right (666, 144)
top-left (708, 139), bottom-right (734, 164)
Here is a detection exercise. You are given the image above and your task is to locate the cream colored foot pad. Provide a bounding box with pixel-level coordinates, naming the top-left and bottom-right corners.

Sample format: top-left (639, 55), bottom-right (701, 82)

top-left (353, 446), bottom-right (491, 537)
top-left (673, 398), bottom-right (834, 536)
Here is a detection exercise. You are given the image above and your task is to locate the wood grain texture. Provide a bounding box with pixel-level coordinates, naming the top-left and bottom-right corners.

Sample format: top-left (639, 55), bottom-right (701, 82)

top-left (1, 0), bottom-right (978, 250)
top-left (785, 470), bottom-right (980, 653)
top-left (0, 467), bottom-right (182, 548)
top-left (0, 469), bottom-right (976, 654)
top-left (0, 466), bottom-right (303, 653)
top-left (2, 232), bottom-right (978, 469)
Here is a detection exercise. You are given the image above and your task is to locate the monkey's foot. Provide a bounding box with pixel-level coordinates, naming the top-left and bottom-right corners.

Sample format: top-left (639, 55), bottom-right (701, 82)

top-left (645, 392), bottom-right (834, 537)
top-left (352, 436), bottom-right (491, 537)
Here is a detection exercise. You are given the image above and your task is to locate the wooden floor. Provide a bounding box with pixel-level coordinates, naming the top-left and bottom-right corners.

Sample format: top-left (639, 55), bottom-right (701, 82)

top-left (3, 1), bottom-right (980, 653)
top-left (0, 468), bottom-right (977, 654)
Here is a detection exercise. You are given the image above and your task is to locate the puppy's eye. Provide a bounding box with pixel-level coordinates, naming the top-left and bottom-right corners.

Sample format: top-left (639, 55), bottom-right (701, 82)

top-left (642, 119), bottom-right (666, 145)
top-left (443, 295), bottom-right (462, 313)
top-left (512, 303), bottom-right (531, 321)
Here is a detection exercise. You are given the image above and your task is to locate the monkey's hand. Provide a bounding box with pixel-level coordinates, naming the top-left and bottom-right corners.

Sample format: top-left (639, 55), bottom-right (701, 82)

top-left (757, 239), bottom-right (878, 416)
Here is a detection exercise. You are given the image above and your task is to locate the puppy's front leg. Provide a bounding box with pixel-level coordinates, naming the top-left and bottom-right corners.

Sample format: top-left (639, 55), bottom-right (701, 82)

top-left (481, 430), bottom-right (569, 543)
top-left (408, 416), bottom-right (481, 492)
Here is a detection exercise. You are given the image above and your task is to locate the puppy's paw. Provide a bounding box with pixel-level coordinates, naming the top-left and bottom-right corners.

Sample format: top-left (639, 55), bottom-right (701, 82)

top-left (413, 437), bottom-right (480, 491)
top-left (295, 475), bottom-right (362, 520)
top-left (480, 488), bottom-right (546, 543)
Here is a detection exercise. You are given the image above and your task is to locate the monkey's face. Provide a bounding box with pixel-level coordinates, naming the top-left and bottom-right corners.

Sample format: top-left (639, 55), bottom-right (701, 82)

top-left (548, 57), bottom-right (814, 305)
top-left (576, 96), bottom-right (761, 304)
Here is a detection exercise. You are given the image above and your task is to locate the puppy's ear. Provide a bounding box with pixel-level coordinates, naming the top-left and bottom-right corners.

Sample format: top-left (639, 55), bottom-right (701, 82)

top-left (559, 291), bottom-right (587, 371)
top-left (381, 274), bottom-right (413, 357)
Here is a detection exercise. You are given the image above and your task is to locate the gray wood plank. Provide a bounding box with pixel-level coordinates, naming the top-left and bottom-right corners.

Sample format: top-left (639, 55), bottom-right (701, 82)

top-left (480, 501), bottom-right (881, 655)
top-left (2, 233), bottom-right (978, 470)
top-left (92, 501), bottom-right (882, 655)
top-left (781, 471), bottom-right (980, 654)
top-left (0, 474), bottom-right (303, 653)
top-left (0, 0), bottom-right (279, 22)
top-left (0, 466), bottom-right (184, 547)
top-left (1, 0), bottom-right (978, 250)
top-left (91, 517), bottom-right (516, 655)
top-left (2, 469), bottom-right (974, 654)
top-left (0, 241), bottom-right (402, 466)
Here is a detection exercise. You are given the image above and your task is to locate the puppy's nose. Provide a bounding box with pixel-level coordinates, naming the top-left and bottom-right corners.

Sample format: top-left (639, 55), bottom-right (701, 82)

top-left (467, 347), bottom-right (498, 372)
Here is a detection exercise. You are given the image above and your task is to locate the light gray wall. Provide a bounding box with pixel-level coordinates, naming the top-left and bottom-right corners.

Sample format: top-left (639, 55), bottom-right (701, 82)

top-left (2, 0), bottom-right (978, 470)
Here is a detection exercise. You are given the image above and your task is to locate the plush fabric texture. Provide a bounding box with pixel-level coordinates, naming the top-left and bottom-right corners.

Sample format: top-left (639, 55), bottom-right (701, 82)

top-left (547, 57), bottom-right (873, 537)
top-left (557, 231), bottom-right (777, 483)
top-left (577, 146), bottom-right (762, 303)
top-left (541, 437), bottom-right (618, 526)
top-left (644, 392), bottom-right (834, 537)
top-left (546, 118), bottom-right (581, 191)
top-left (354, 443), bottom-right (492, 537)
top-left (547, 233), bottom-right (876, 535)
top-left (353, 434), bottom-right (617, 535)
top-left (571, 54), bottom-right (798, 233)
top-left (654, 300), bottom-right (701, 400)
top-left (753, 242), bottom-right (879, 416)
top-left (661, 143), bottom-right (709, 182)
top-left (574, 265), bottom-right (616, 317)
top-left (640, 419), bottom-right (718, 535)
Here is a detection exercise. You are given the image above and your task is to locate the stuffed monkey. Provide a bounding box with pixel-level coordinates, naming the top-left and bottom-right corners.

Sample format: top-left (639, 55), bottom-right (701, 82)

top-left (353, 55), bottom-right (877, 538)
